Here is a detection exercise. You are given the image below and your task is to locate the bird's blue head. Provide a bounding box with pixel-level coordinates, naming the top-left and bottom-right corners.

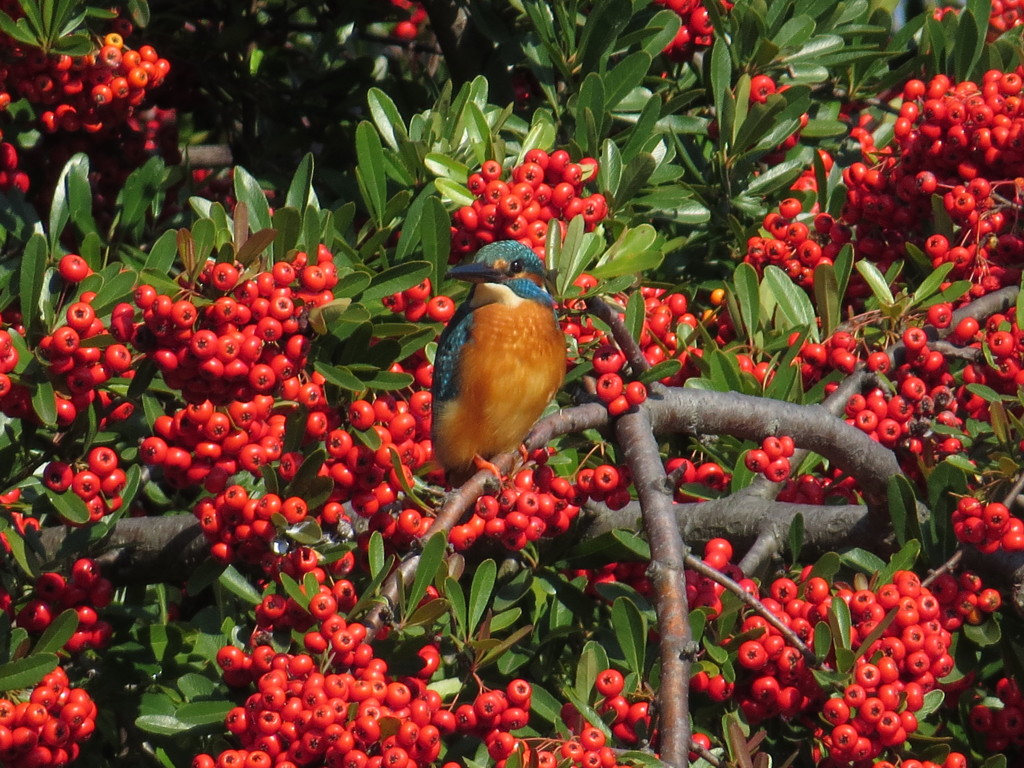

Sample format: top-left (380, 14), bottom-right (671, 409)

top-left (446, 240), bottom-right (554, 306)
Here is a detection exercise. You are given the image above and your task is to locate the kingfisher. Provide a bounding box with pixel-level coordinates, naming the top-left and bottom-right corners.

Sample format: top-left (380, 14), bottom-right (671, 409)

top-left (432, 240), bottom-right (566, 483)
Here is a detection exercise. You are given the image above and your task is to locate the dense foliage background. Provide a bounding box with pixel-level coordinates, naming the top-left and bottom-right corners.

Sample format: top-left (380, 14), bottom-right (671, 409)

top-left (4, 1), bottom-right (1024, 767)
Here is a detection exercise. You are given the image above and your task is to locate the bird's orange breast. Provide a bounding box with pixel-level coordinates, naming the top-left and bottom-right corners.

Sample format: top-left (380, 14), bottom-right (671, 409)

top-left (433, 300), bottom-right (564, 473)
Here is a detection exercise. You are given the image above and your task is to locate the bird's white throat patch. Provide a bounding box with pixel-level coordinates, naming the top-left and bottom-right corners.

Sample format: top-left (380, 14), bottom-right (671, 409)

top-left (470, 282), bottom-right (527, 308)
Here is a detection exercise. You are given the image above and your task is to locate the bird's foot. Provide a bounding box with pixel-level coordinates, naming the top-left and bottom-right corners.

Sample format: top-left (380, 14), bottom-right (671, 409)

top-left (518, 444), bottom-right (531, 466)
top-left (472, 454), bottom-right (505, 483)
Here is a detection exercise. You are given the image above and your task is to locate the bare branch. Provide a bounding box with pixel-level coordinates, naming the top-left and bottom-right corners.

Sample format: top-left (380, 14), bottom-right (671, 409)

top-left (585, 295), bottom-right (650, 375)
top-left (684, 553), bottom-right (818, 667)
top-left (646, 386), bottom-right (903, 510)
top-left (583, 496), bottom-right (877, 559)
top-left (615, 406), bottom-right (693, 768)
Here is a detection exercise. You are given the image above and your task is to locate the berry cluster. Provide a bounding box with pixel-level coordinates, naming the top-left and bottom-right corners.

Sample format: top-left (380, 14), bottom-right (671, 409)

top-left (743, 196), bottom-right (852, 291)
top-left (845, 70), bottom-right (1024, 299)
top-left (742, 435), bottom-right (795, 482)
top-left (592, 343), bottom-right (649, 416)
top-left (562, 280), bottom-right (700, 385)
top-left (0, 23), bottom-right (169, 135)
top-left (966, 676), bottom-right (1024, 753)
top-left (561, 669), bottom-right (653, 749)
top-left (989, 0), bottom-right (1024, 39)
top-left (340, 392), bottom-right (436, 515)
top-left (13, 558), bottom-right (113, 654)
top-left (0, 325), bottom-right (23, 416)
top-left (37, 293), bottom-right (136, 431)
top-left (42, 443), bottom-right (128, 523)
top-left (133, 248), bottom-right (339, 489)
top-left (776, 471), bottom-right (860, 506)
top-left (197, 597), bottom-right (540, 768)
top-left (195, 485), bottom-right (328, 567)
top-left (382, 278), bottom-right (456, 324)
top-left (666, 457), bottom-right (730, 501)
top-left (652, 0), bottom-right (732, 63)
top-left (451, 150), bottom-right (607, 260)
top-left (458, 463), bottom-right (581, 551)
top-left (255, 577), bottom-right (359, 638)
top-left (687, 538), bottom-right (750, 616)
top-left (0, 140), bottom-right (27, 192)
top-left (201, 637), bottom-right (451, 768)
top-left (951, 497), bottom-right (1024, 552)
top-left (691, 568), bottom-right (985, 765)
top-left (387, 0), bottom-right (428, 40)
top-left (0, 666), bottom-right (97, 768)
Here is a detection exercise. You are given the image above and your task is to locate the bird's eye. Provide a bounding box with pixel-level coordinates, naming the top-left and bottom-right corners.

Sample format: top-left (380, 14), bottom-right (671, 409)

top-left (508, 258), bottom-right (524, 275)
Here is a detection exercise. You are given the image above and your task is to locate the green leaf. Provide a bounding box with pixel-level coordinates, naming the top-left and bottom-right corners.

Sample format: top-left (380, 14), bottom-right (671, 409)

top-left (178, 673), bottom-right (216, 700)
top-left (369, 531), bottom-right (386, 577)
top-left (840, 548), bottom-right (886, 574)
top-left (424, 153), bottom-right (470, 183)
top-left (0, 653), bottom-right (58, 691)
top-left (31, 377), bottom-right (57, 428)
top-left (1016, 279), bottom-right (1024, 331)
top-left (591, 224), bottom-right (662, 279)
top-left (19, 233), bottom-right (47, 342)
top-left (233, 166), bottom-right (273, 233)
top-left (406, 532), bottom-right (447, 621)
top-left (49, 154), bottom-right (89, 252)
top-left (763, 265), bottom-right (816, 330)
top-left (217, 564), bottom-right (262, 605)
top-left (828, 596), bottom-right (852, 652)
top-left (813, 262), bottom-right (840, 338)
top-left (603, 51), bottom-right (651, 110)
top-left (855, 260), bottom-right (895, 306)
top-left (709, 40), bottom-right (732, 146)
top-left (887, 474), bottom-right (921, 548)
top-left (578, 0), bottom-right (630, 73)
top-left (435, 178), bottom-right (476, 208)
top-left (877, 540), bottom-right (922, 588)
top-left (135, 714), bottom-right (188, 736)
top-left (367, 88), bottom-right (409, 150)
top-left (745, 157), bottom-right (806, 196)
top-left (611, 597), bottom-right (646, 676)
top-left (285, 153), bottom-right (316, 212)
top-left (445, 576), bottom-right (467, 638)
top-left (46, 488), bottom-right (90, 525)
top-left (782, 34), bottom-right (844, 63)
top-left (420, 196), bottom-right (451, 289)
top-left (624, 291), bottom-right (644, 343)
top-left (176, 700), bottom-right (234, 728)
top-left (638, 359), bottom-right (682, 384)
top-left (963, 617), bottom-right (1001, 647)
top-left (356, 122), bottom-right (387, 225)
top-left (90, 268), bottom-right (138, 317)
top-left (33, 609), bottom-right (78, 655)
top-left (363, 261), bottom-right (432, 304)
top-left (733, 262), bottom-right (760, 341)
top-left (468, 559), bottom-right (496, 634)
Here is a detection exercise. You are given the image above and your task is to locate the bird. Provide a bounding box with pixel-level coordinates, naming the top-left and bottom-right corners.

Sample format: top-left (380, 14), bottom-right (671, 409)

top-left (431, 240), bottom-right (566, 483)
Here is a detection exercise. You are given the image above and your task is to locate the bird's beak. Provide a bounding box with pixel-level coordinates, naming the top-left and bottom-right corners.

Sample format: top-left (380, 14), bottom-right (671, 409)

top-left (445, 262), bottom-right (505, 284)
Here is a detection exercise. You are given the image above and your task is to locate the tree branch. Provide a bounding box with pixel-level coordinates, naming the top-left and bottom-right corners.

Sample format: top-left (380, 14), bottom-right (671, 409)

top-left (646, 387), bottom-right (903, 511)
top-left (616, 406), bottom-right (693, 768)
top-left (420, 0), bottom-right (494, 88)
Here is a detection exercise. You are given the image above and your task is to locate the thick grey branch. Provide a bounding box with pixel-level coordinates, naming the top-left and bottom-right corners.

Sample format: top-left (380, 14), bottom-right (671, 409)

top-left (616, 407), bottom-right (692, 768)
top-left (646, 387), bottom-right (903, 512)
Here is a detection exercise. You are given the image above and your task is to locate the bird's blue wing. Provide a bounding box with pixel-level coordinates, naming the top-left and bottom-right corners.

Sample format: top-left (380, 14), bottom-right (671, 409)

top-left (432, 300), bottom-right (474, 404)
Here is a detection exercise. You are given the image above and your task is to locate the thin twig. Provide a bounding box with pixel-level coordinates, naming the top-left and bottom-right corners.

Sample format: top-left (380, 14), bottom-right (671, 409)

top-left (586, 295), bottom-right (651, 375)
top-left (684, 553), bottom-right (818, 667)
top-left (921, 548), bottom-right (963, 589)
